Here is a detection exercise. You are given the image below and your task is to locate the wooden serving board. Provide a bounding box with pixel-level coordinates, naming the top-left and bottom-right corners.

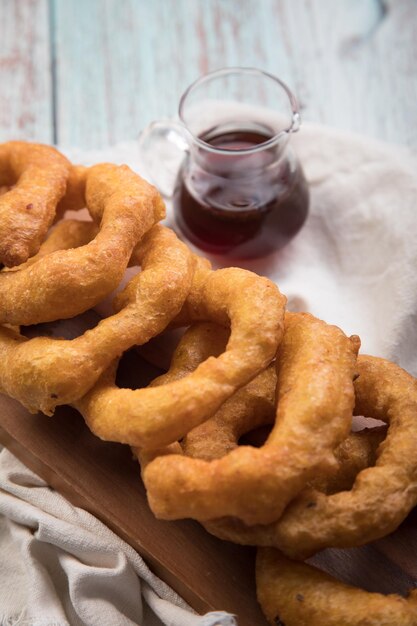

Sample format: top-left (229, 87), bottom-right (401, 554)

top-left (0, 312), bottom-right (416, 624)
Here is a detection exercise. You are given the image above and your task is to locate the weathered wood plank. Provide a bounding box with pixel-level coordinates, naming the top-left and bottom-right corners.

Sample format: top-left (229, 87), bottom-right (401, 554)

top-left (0, 0), bottom-right (415, 148)
top-left (266, 0), bottom-right (417, 151)
top-left (0, 0), bottom-right (53, 143)
top-left (52, 0), bottom-right (417, 150)
top-left (52, 0), bottom-right (175, 147)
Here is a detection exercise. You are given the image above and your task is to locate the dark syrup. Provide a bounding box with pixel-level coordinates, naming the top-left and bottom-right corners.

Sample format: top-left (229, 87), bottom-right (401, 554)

top-left (173, 128), bottom-right (309, 259)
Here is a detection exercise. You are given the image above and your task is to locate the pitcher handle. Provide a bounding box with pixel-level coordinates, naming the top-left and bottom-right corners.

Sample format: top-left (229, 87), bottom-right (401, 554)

top-left (138, 120), bottom-right (190, 198)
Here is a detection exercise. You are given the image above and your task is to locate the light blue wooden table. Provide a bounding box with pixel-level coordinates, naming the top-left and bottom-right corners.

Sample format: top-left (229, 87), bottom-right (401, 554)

top-left (0, 0), bottom-right (416, 151)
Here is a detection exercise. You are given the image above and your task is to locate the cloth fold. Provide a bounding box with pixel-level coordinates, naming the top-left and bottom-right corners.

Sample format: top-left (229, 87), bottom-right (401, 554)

top-left (0, 450), bottom-right (236, 626)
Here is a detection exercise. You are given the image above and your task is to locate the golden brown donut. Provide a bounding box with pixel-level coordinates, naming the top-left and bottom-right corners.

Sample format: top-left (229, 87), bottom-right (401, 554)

top-left (0, 163), bottom-right (165, 325)
top-left (78, 261), bottom-right (286, 450)
top-left (269, 355), bottom-right (417, 557)
top-left (0, 141), bottom-right (71, 266)
top-left (140, 313), bottom-right (359, 525)
top-left (137, 322), bottom-right (275, 464)
top-left (147, 323), bottom-right (384, 484)
top-left (208, 356), bottom-right (417, 558)
top-left (0, 225), bottom-right (194, 414)
top-left (138, 321), bottom-right (384, 493)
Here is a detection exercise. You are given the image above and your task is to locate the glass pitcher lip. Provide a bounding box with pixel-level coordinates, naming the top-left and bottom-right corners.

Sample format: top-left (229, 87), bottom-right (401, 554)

top-left (178, 66), bottom-right (301, 156)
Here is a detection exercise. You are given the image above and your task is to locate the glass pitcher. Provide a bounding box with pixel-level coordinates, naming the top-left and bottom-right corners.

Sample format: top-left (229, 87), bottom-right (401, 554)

top-left (139, 67), bottom-right (309, 260)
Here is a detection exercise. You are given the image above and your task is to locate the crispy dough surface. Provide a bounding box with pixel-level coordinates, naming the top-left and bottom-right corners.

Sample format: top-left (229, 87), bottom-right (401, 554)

top-left (139, 322), bottom-right (381, 484)
top-left (267, 355), bottom-right (417, 557)
top-left (0, 225), bottom-right (193, 414)
top-left (137, 322), bottom-right (275, 466)
top-left (256, 548), bottom-right (417, 626)
top-left (141, 312), bottom-right (358, 525)
top-left (0, 163), bottom-right (165, 325)
top-left (80, 262), bottom-right (285, 450)
top-left (208, 356), bottom-right (417, 558)
top-left (177, 328), bottom-right (385, 483)
top-left (0, 141), bottom-right (71, 267)
top-left (205, 426), bottom-right (385, 544)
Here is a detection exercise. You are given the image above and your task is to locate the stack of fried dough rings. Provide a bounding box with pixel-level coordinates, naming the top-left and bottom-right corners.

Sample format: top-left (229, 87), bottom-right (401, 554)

top-left (1, 141), bottom-right (417, 626)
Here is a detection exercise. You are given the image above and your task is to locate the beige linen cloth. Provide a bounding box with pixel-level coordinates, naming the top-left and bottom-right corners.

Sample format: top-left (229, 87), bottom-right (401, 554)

top-left (0, 450), bottom-right (236, 626)
top-left (0, 124), bottom-right (416, 625)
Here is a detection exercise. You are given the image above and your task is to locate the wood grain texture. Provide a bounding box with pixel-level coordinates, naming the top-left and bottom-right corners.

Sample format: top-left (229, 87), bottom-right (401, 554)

top-left (50, 0), bottom-right (417, 150)
top-left (0, 0), bottom-right (53, 142)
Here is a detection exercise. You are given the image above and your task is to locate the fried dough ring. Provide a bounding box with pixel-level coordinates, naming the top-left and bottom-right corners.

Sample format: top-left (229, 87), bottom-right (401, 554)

top-left (256, 548), bottom-right (417, 626)
top-left (0, 141), bottom-right (71, 267)
top-left (139, 322), bottom-right (384, 492)
top-left (141, 313), bottom-right (359, 525)
top-left (0, 163), bottom-right (165, 325)
top-left (209, 356), bottom-right (417, 558)
top-left (148, 324), bottom-right (385, 488)
top-left (0, 225), bottom-right (193, 415)
top-left (78, 261), bottom-right (286, 451)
